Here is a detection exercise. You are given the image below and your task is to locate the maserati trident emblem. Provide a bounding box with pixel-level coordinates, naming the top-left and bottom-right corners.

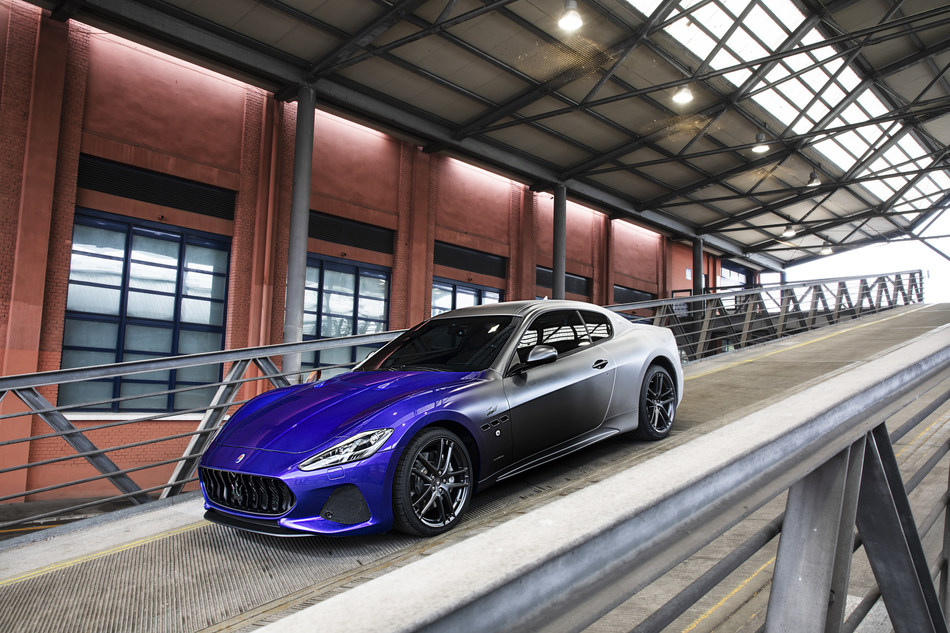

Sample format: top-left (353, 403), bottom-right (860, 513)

top-left (235, 453), bottom-right (245, 464)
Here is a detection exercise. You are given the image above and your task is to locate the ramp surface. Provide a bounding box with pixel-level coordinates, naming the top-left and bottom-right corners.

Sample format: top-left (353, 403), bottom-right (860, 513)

top-left (1, 304), bottom-right (948, 633)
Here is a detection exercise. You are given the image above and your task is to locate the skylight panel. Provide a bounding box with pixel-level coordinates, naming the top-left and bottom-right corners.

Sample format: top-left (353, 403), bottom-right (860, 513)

top-left (693, 3), bottom-right (733, 38)
top-left (814, 138), bottom-right (857, 170)
top-left (856, 124), bottom-right (884, 146)
top-left (765, 1), bottom-right (805, 32)
top-left (861, 179), bottom-right (894, 202)
top-left (783, 51), bottom-right (811, 73)
top-left (754, 90), bottom-right (797, 125)
top-left (726, 28), bottom-right (768, 60)
top-left (666, 16), bottom-right (717, 59)
top-left (840, 103), bottom-right (867, 125)
top-left (838, 131), bottom-right (868, 156)
top-left (838, 68), bottom-right (861, 91)
top-left (820, 82), bottom-right (845, 107)
top-left (856, 92), bottom-right (887, 118)
top-left (746, 5), bottom-right (786, 47)
top-left (883, 145), bottom-right (909, 166)
top-left (801, 67), bottom-right (829, 92)
top-left (917, 178), bottom-right (938, 196)
top-left (806, 101), bottom-right (829, 123)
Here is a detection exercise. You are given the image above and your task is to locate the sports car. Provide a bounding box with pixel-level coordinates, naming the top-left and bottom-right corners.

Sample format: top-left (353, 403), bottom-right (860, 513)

top-left (199, 300), bottom-right (683, 537)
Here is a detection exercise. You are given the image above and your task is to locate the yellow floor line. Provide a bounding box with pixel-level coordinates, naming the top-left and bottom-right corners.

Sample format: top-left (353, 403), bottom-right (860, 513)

top-left (681, 556), bottom-right (776, 632)
top-left (0, 521), bottom-right (207, 587)
top-left (685, 305), bottom-right (930, 381)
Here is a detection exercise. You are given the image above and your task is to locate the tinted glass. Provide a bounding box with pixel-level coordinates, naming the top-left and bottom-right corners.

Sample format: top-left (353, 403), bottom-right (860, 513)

top-left (364, 316), bottom-right (518, 372)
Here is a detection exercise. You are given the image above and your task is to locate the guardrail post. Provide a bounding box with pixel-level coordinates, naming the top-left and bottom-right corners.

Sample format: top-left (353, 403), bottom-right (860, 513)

top-left (766, 445), bottom-right (853, 631)
top-left (825, 437), bottom-right (866, 633)
top-left (161, 360), bottom-right (252, 499)
top-left (11, 388), bottom-right (151, 505)
top-left (856, 425), bottom-right (948, 633)
top-left (942, 457), bottom-right (950, 619)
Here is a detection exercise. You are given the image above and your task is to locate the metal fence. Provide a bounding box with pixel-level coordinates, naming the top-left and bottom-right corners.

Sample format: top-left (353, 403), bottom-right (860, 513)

top-left (611, 270), bottom-right (925, 361)
top-left (0, 270), bottom-right (925, 534)
top-left (257, 304), bottom-right (950, 633)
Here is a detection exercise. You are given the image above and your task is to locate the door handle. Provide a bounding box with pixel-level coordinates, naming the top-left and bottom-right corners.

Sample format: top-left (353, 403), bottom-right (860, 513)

top-left (592, 359), bottom-right (608, 370)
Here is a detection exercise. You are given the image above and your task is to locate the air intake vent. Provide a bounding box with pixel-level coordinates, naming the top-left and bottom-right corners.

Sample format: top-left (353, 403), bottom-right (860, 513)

top-left (200, 468), bottom-right (295, 516)
top-left (78, 154), bottom-right (236, 220)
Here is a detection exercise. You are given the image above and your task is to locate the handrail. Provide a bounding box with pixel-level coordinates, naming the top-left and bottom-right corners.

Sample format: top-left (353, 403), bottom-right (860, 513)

top-left (255, 308), bottom-right (950, 633)
top-left (0, 270), bottom-right (927, 528)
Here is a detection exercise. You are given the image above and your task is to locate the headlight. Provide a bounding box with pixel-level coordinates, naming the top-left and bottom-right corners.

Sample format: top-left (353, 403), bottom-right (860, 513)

top-left (298, 428), bottom-right (394, 471)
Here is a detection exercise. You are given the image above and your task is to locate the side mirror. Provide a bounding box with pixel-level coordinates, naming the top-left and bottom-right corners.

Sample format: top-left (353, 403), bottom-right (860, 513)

top-left (525, 345), bottom-right (558, 367)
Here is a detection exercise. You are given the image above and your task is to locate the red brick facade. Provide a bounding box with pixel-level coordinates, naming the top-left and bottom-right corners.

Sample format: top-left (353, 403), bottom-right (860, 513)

top-left (0, 1), bottom-right (715, 501)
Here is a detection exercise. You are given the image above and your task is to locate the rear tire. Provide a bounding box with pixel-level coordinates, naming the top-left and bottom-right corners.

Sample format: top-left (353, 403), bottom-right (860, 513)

top-left (392, 428), bottom-right (472, 537)
top-left (634, 365), bottom-right (676, 441)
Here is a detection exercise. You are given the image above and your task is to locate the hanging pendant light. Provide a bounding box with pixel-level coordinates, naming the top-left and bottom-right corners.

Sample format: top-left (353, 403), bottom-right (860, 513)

top-left (559, 0), bottom-right (582, 31)
top-left (782, 224), bottom-right (797, 238)
top-left (820, 242), bottom-right (833, 255)
top-left (752, 132), bottom-right (769, 154)
top-left (672, 84), bottom-right (693, 103)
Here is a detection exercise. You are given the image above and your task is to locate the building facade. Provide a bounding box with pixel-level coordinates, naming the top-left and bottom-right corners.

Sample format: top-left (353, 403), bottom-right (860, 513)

top-left (0, 1), bottom-right (720, 500)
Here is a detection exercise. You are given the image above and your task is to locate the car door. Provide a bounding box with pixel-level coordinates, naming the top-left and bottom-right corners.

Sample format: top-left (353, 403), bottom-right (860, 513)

top-left (502, 309), bottom-right (616, 462)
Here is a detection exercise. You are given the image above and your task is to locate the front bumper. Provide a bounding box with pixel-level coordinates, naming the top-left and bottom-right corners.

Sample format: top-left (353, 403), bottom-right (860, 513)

top-left (198, 442), bottom-right (398, 536)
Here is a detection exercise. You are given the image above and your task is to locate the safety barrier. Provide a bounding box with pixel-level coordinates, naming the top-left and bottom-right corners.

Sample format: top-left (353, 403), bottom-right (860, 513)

top-left (257, 307), bottom-right (950, 633)
top-left (0, 270), bottom-right (925, 534)
top-left (613, 270), bottom-right (925, 360)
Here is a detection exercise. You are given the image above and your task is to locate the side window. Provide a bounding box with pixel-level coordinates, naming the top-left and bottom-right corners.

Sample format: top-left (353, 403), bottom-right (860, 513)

top-left (516, 310), bottom-right (590, 362)
top-left (580, 310), bottom-right (613, 343)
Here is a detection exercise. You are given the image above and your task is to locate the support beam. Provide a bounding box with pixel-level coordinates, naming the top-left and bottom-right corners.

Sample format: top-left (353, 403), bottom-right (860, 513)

top-left (692, 238), bottom-right (703, 296)
top-left (282, 85), bottom-right (316, 382)
top-left (553, 184), bottom-right (567, 300)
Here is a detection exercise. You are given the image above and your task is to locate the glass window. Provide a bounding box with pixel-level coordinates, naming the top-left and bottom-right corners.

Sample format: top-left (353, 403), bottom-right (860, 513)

top-left (60, 211), bottom-right (230, 412)
top-left (580, 311), bottom-right (613, 343)
top-left (431, 279), bottom-right (503, 316)
top-left (303, 255), bottom-right (390, 374)
top-left (516, 310), bottom-right (590, 359)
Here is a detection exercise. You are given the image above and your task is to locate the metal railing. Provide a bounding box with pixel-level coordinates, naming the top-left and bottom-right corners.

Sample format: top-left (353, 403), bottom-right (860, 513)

top-left (0, 270), bottom-right (925, 534)
top-left (612, 270), bottom-right (925, 360)
top-left (256, 308), bottom-right (950, 633)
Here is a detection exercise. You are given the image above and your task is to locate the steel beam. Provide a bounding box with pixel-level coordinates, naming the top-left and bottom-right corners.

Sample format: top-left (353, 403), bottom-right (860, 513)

top-left (11, 387), bottom-right (151, 505)
top-left (855, 425), bottom-right (949, 633)
top-left (766, 446), bottom-right (853, 631)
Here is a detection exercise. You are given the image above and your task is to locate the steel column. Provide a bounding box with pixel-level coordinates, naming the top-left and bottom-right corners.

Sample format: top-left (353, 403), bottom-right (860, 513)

top-left (282, 84), bottom-right (316, 382)
top-left (553, 183), bottom-right (567, 300)
top-left (692, 238), bottom-right (703, 296)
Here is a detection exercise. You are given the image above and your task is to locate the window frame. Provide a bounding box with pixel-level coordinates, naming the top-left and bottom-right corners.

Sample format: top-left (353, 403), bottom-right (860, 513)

top-left (302, 254), bottom-right (391, 371)
top-left (61, 209), bottom-right (231, 412)
top-left (431, 278), bottom-right (503, 316)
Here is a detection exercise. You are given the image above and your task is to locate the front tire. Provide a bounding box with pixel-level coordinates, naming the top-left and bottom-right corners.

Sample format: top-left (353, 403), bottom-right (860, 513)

top-left (392, 428), bottom-right (473, 537)
top-left (634, 365), bottom-right (676, 441)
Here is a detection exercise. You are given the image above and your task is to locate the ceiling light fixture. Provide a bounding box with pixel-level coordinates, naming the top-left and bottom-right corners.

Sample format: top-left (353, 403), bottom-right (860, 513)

top-left (558, 0), bottom-right (582, 31)
top-left (807, 170), bottom-right (820, 187)
top-left (782, 224), bottom-right (797, 238)
top-left (820, 241), bottom-right (833, 255)
top-left (672, 84), bottom-right (693, 103)
top-left (752, 132), bottom-right (769, 154)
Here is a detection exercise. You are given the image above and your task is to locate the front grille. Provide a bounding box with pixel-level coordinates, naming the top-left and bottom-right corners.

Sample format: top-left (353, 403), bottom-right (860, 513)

top-left (200, 468), bottom-right (296, 516)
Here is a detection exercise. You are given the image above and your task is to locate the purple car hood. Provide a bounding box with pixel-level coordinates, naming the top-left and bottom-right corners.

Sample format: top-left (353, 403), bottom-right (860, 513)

top-left (214, 370), bottom-right (479, 454)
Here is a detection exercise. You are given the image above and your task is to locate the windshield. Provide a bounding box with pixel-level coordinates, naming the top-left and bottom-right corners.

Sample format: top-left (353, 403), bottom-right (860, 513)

top-left (361, 315), bottom-right (519, 373)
